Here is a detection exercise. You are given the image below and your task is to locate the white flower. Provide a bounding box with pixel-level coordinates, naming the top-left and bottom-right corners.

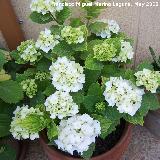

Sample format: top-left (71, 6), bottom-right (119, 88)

top-left (95, 19), bottom-right (120, 38)
top-left (112, 40), bottom-right (134, 62)
top-left (36, 28), bottom-right (60, 53)
top-left (135, 68), bottom-right (160, 93)
top-left (55, 114), bottom-right (101, 155)
top-left (44, 91), bottom-right (79, 119)
top-left (103, 77), bottom-right (145, 116)
top-left (10, 105), bottom-right (44, 140)
top-left (17, 40), bottom-right (41, 63)
top-left (49, 57), bottom-right (85, 92)
top-left (30, 0), bottom-right (64, 15)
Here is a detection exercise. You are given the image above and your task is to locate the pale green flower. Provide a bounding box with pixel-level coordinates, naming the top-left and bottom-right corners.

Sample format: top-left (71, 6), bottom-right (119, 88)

top-left (35, 71), bottom-right (50, 81)
top-left (93, 40), bottom-right (117, 61)
top-left (61, 26), bottom-right (85, 44)
top-left (17, 40), bottom-right (41, 63)
top-left (135, 68), bottom-right (160, 93)
top-left (95, 102), bottom-right (106, 112)
top-left (21, 79), bottom-right (37, 98)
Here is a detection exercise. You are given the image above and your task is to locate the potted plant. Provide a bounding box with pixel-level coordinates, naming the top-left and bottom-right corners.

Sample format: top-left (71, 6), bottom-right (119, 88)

top-left (143, 47), bottom-right (160, 138)
top-left (0, 49), bottom-right (27, 160)
top-left (8, 0), bottom-right (160, 159)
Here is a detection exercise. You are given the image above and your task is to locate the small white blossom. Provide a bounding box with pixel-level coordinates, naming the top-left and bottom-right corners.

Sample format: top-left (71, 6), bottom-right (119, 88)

top-left (96, 19), bottom-right (120, 38)
top-left (44, 91), bottom-right (79, 119)
top-left (49, 57), bottom-right (85, 92)
top-left (36, 28), bottom-right (60, 53)
top-left (55, 114), bottom-right (101, 155)
top-left (10, 105), bottom-right (43, 140)
top-left (135, 68), bottom-right (160, 93)
top-left (103, 77), bottom-right (145, 116)
top-left (30, 0), bottom-right (64, 15)
top-left (112, 40), bottom-right (134, 62)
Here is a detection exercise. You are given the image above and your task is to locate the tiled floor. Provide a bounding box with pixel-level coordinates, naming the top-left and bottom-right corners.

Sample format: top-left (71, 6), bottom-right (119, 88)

top-left (24, 126), bottom-right (160, 160)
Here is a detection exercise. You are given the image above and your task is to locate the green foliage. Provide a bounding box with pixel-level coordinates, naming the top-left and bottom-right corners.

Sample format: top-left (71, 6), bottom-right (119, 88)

top-left (72, 41), bottom-right (88, 52)
top-left (55, 7), bottom-right (71, 24)
top-left (85, 55), bottom-right (104, 70)
top-left (0, 51), bottom-right (6, 69)
top-left (43, 84), bottom-right (56, 97)
top-left (36, 58), bottom-right (52, 72)
top-left (30, 11), bottom-right (53, 24)
top-left (136, 60), bottom-right (154, 71)
top-left (47, 122), bottom-right (58, 141)
top-left (124, 93), bottom-right (160, 125)
top-left (71, 91), bottom-right (84, 105)
top-left (50, 25), bottom-right (63, 35)
top-left (0, 144), bottom-right (16, 160)
top-left (89, 22), bottom-right (107, 34)
top-left (92, 114), bottom-right (112, 139)
top-left (82, 143), bottom-right (95, 160)
top-left (52, 41), bottom-right (74, 57)
top-left (101, 64), bottom-right (118, 77)
top-left (70, 18), bottom-right (84, 27)
top-left (0, 80), bottom-right (23, 104)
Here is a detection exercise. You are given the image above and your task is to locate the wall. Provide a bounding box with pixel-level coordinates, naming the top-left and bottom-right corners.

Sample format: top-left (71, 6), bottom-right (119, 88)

top-left (0, 0), bottom-right (160, 65)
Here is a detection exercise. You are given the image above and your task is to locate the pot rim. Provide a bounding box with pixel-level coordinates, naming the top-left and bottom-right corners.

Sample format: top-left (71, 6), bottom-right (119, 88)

top-left (40, 123), bottom-right (133, 159)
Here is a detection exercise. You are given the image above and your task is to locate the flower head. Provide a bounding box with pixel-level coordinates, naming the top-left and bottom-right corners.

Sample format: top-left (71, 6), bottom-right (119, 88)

top-left (17, 40), bottom-right (41, 63)
top-left (61, 26), bottom-right (85, 44)
top-left (55, 114), bottom-right (101, 155)
top-left (30, 0), bottom-right (64, 15)
top-left (36, 28), bottom-right (60, 53)
top-left (112, 40), bottom-right (134, 62)
top-left (35, 71), bottom-right (51, 81)
top-left (21, 79), bottom-right (37, 98)
top-left (93, 40), bottom-right (117, 61)
top-left (135, 68), bottom-right (160, 93)
top-left (103, 77), bottom-right (145, 116)
top-left (44, 91), bottom-right (79, 119)
top-left (10, 105), bottom-right (45, 140)
top-left (49, 57), bottom-right (85, 92)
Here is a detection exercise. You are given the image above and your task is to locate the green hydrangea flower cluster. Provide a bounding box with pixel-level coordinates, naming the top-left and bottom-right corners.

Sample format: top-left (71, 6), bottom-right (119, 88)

top-left (17, 40), bottom-right (41, 63)
top-left (95, 102), bottom-right (106, 112)
top-left (93, 40), bottom-right (117, 61)
top-left (35, 71), bottom-right (50, 81)
top-left (21, 79), bottom-right (37, 98)
top-left (61, 26), bottom-right (85, 44)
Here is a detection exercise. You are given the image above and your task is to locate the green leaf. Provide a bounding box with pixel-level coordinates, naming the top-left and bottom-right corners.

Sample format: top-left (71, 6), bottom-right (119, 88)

top-left (136, 60), bottom-right (154, 71)
top-left (71, 41), bottom-right (87, 52)
top-left (89, 22), bottom-right (107, 34)
top-left (123, 69), bottom-right (136, 84)
top-left (82, 143), bottom-right (95, 160)
top-left (52, 41), bottom-right (74, 57)
top-left (92, 114), bottom-right (112, 139)
top-left (50, 25), bottom-right (63, 35)
top-left (0, 144), bottom-right (16, 160)
top-left (55, 7), bottom-right (71, 24)
top-left (43, 84), bottom-right (56, 96)
top-left (30, 11), bottom-right (53, 24)
top-left (84, 69), bottom-right (101, 90)
top-left (47, 122), bottom-right (58, 141)
top-left (70, 18), bottom-right (84, 27)
top-left (0, 51), bottom-right (6, 69)
top-left (0, 80), bottom-right (23, 104)
top-left (88, 82), bottom-right (103, 97)
top-left (0, 114), bottom-right (12, 137)
top-left (36, 58), bottom-right (51, 72)
top-left (71, 91), bottom-right (84, 105)
top-left (85, 55), bottom-right (104, 70)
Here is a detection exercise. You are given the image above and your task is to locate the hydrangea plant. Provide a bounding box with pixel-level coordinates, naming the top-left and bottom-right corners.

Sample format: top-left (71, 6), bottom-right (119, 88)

top-left (8, 0), bottom-right (160, 159)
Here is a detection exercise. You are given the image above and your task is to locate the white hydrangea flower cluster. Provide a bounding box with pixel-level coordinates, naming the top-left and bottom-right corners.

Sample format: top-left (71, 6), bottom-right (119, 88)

top-left (96, 20), bottom-right (120, 38)
top-left (17, 40), bottom-right (41, 63)
top-left (103, 77), bottom-right (145, 116)
top-left (49, 56), bottom-right (85, 92)
top-left (30, 0), bottom-right (64, 15)
top-left (44, 91), bottom-right (79, 119)
top-left (112, 40), bottom-right (134, 62)
top-left (135, 68), bottom-right (160, 93)
top-left (10, 105), bottom-right (43, 140)
top-left (55, 114), bottom-right (101, 155)
top-left (61, 26), bottom-right (85, 44)
top-left (36, 28), bottom-right (60, 53)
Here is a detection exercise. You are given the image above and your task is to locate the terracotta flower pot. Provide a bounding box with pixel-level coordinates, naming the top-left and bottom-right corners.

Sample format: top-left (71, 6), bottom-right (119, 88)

top-left (40, 123), bottom-right (132, 160)
top-left (144, 94), bottom-right (160, 139)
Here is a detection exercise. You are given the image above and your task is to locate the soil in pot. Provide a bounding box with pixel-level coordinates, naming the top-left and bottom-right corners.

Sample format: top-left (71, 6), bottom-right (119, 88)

top-left (41, 119), bottom-right (128, 160)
